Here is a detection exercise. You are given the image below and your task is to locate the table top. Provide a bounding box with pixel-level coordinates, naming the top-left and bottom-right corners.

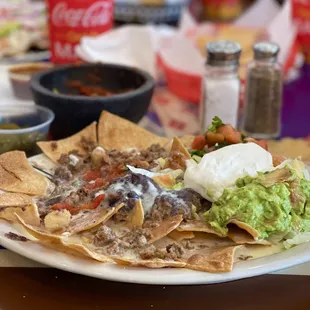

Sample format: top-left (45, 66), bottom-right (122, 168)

top-left (0, 268), bottom-right (308, 310)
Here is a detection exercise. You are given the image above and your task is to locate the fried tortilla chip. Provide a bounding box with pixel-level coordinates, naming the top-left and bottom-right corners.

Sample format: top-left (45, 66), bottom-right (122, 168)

top-left (186, 245), bottom-right (242, 273)
top-left (127, 199), bottom-right (144, 228)
top-left (16, 214), bottom-right (62, 244)
top-left (98, 111), bottom-right (169, 150)
top-left (66, 204), bottom-right (124, 235)
top-left (0, 151), bottom-right (48, 195)
top-left (149, 215), bottom-right (183, 243)
top-left (229, 219), bottom-right (260, 240)
top-left (168, 230), bottom-right (195, 242)
top-left (37, 122), bottom-right (97, 163)
top-left (112, 256), bottom-right (186, 268)
top-left (152, 174), bottom-right (176, 188)
top-left (165, 137), bottom-right (191, 170)
top-left (227, 225), bottom-right (271, 245)
top-left (60, 239), bottom-right (111, 263)
top-left (0, 193), bottom-right (40, 226)
top-left (177, 220), bottom-right (224, 237)
top-left (179, 135), bottom-right (195, 149)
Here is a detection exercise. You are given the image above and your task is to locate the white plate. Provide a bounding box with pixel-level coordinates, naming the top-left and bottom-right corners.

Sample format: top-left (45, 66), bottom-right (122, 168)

top-left (0, 154), bottom-right (310, 285)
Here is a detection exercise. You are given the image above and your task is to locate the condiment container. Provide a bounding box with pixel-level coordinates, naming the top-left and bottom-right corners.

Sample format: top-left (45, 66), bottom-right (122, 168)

top-left (0, 105), bottom-right (54, 156)
top-left (8, 62), bottom-right (53, 100)
top-left (200, 40), bottom-right (241, 131)
top-left (241, 42), bottom-right (283, 139)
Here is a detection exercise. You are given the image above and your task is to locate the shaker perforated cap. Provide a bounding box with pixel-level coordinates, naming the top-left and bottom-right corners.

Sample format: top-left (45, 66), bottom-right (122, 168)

top-left (206, 40), bottom-right (241, 66)
top-left (253, 42), bottom-right (280, 60)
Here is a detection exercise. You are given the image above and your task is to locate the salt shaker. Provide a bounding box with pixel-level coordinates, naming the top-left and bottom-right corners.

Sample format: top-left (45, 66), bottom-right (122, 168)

top-left (200, 40), bottom-right (241, 131)
top-left (241, 42), bottom-right (283, 139)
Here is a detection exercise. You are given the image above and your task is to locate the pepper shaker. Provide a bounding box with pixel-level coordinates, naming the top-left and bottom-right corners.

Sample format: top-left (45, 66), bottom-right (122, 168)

top-left (241, 42), bottom-right (283, 139)
top-left (200, 40), bottom-right (241, 131)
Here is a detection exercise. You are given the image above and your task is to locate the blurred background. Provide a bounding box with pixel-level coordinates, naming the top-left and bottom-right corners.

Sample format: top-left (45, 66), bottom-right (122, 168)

top-left (0, 0), bottom-right (310, 160)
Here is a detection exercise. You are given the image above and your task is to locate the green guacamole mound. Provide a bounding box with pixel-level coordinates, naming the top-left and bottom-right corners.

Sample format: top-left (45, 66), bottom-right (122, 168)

top-left (205, 166), bottom-right (310, 239)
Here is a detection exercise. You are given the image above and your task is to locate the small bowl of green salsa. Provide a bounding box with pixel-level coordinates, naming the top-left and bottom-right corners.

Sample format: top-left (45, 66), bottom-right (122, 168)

top-left (0, 105), bottom-right (54, 156)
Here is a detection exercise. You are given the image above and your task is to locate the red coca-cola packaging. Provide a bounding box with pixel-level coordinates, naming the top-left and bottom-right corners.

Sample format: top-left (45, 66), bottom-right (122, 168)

top-left (46, 0), bottom-right (113, 64)
top-left (292, 0), bottom-right (310, 62)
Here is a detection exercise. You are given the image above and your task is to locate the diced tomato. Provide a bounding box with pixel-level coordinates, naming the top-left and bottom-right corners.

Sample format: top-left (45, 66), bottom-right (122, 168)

top-left (84, 178), bottom-right (106, 190)
top-left (191, 135), bottom-right (207, 150)
top-left (217, 125), bottom-right (241, 144)
top-left (51, 202), bottom-right (78, 215)
top-left (83, 169), bottom-right (101, 182)
top-left (91, 194), bottom-right (105, 208)
top-left (205, 132), bottom-right (225, 146)
top-left (245, 137), bottom-right (268, 150)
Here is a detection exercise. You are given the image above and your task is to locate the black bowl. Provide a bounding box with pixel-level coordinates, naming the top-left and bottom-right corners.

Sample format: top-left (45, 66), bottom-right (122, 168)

top-left (30, 63), bottom-right (155, 139)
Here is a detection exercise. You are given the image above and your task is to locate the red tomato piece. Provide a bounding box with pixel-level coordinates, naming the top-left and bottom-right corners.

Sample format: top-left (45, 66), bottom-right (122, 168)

top-left (205, 132), bottom-right (225, 146)
top-left (51, 202), bottom-right (77, 215)
top-left (91, 194), bottom-right (105, 208)
top-left (84, 178), bottom-right (105, 190)
top-left (83, 169), bottom-right (101, 182)
top-left (191, 135), bottom-right (207, 150)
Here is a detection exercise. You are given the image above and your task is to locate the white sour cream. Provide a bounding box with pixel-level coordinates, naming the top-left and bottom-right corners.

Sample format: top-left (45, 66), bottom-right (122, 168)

top-left (184, 143), bottom-right (273, 202)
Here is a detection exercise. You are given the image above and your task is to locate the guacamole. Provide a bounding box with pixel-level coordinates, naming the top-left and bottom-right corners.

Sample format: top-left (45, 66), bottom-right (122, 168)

top-left (205, 166), bottom-right (310, 239)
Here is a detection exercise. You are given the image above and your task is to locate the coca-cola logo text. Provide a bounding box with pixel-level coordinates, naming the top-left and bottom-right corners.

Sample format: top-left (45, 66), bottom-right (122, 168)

top-left (52, 1), bottom-right (112, 28)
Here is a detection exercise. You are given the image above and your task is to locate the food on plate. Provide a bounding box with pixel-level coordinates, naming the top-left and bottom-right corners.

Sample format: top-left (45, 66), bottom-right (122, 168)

top-left (1, 112), bottom-right (310, 273)
top-left (66, 80), bottom-right (133, 97)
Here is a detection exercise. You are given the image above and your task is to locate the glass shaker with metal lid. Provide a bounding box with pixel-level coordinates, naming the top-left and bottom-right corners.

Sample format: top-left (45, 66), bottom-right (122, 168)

top-left (200, 40), bottom-right (241, 131)
top-left (241, 42), bottom-right (283, 139)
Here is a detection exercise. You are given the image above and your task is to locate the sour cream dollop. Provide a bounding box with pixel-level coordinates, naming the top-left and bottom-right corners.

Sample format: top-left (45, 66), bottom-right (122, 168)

top-left (184, 143), bottom-right (273, 202)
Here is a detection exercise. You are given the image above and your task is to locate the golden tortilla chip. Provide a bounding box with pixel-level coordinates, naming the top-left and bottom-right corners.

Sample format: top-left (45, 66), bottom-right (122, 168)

top-left (60, 239), bottom-right (111, 263)
top-left (168, 230), bottom-right (195, 242)
top-left (0, 151), bottom-right (48, 195)
top-left (98, 111), bottom-right (169, 151)
top-left (127, 199), bottom-right (144, 228)
top-left (37, 122), bottom-right (97, 163)
top-left (152, 174), bottom-right (176, 188)
top-left (186, 245), bottom-right (242, 273)
top-left (179, 135), bottom-right (195, 149)
top-left (227, 225), bottom-right (271, 245)
top-left (112, 256), bottom-right (186, 268)
top-left (16, 214), bottom-right (62, 244)
top-left (67, 204), bottom-right (124, 235)
top-left (0, 193), bottom-right (40, 226)
top-left (149, 214), bottom-right (183, 243)
top-left (177, 220), bottom-right (224, 237)
top-left (229, 219), bottom-right (260, 240)
top-left (165, 137), bottom-right (191, 170)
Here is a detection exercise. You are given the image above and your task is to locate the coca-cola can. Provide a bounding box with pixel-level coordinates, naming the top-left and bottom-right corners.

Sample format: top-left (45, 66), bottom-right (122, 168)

top-left (46, 0), bottom-right (113, 64)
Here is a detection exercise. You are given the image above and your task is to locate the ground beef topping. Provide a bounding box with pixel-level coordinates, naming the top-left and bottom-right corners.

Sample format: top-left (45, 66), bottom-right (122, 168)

top-left (150, 188), bottom-right (211, 221)
top-left (80, 136), bottom-right (96, 154)
top-left (54, 166), bottom-right (73, 182)
top-left (138, 243), bottom-right (184, 260)
top-left (93, 225), bottom-right (116, 247)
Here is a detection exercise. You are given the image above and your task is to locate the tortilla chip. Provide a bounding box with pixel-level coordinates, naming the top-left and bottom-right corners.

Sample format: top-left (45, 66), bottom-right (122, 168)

top-left (0, 193), bottom-right (40, 226)
top-left (0, 151), bottom-right (48, 195)
top-left (112, 256), bottom-right (186, 268)
top-left (227, 225), bottom-right (271, 245)
top-left (165, 137), bottom-right (191, 170)
top-left (152, 174), bottom-right (176, 188)
top-left (168, 230), bottom-right (195, 242)
top-left (149, 215), bottom-right (183, 243)
top-left (127, 199), bottom-right (144, 228)
top-left (98, 111), bottom-right (169, 151)
top-left (37, 122), bottom-right (97, 163)
top-left (60, 239), bottom-right (111, 263)
top-left (229, 219), bottom-right (260, 240)
top-left (179, 135), bottom-right (195, 149)
top-left (177, 220), bottom-right (224, 237)
top-left (67, 204), bottom-right (124, 235)
top-left (16, 214), bottom-right (62, 244)
top-left (186, 246), bottom-right (242, 273)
